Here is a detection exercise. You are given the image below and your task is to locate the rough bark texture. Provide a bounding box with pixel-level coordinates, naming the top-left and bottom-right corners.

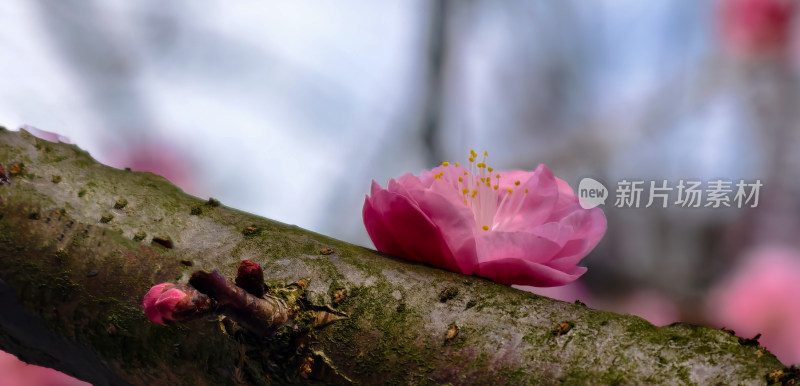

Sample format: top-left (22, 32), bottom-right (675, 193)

top-left (0, 128), bottom-right (788, 385)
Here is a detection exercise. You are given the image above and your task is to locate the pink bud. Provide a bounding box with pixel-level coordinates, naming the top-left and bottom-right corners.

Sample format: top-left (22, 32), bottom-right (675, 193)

top-left (235, 260), bottom-right (265, 297)
top-left (143, 283), bottom-right (213, 325)
top-left (154, 287), bottom-right (189, 323)
top-left (142, 283), bottom-right (171, 324)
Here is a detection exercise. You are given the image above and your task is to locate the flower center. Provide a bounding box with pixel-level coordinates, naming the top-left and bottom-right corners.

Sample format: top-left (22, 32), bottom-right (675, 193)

top-left (437, 150), bottom-right (528, 232)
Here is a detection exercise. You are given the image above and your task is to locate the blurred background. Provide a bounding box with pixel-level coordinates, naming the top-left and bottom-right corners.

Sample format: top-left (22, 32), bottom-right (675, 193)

top-left (1, 0), bottom-right (799, 382)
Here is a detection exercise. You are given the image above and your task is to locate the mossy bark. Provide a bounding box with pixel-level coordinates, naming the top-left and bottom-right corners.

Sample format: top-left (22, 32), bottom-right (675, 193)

top-left (0, 128), bottom-right (787, 385)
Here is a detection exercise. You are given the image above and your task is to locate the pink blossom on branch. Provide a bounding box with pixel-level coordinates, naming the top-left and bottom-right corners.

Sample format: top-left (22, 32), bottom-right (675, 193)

top-left (142, 282), bottom-right (213, 325)
top-left (363, 150), bottom-right (606, 287)
top-left (707, 247), bottom-right (800, 365)
top-left (142, 283), bottom-right (172, 324)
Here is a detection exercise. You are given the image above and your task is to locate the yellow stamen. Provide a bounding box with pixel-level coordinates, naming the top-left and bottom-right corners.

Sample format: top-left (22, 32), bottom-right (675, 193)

top-left (468, 157), bottom-right (475, 162)
top-left (476, 162), bottom-right (486, 168)
top-left (524, 188), bottom-right (529, 193)
top-left (471, 190), bottom-right (478, 198)
top-left (484, 151), bottom-right (488, 156)
top-left (462, 188), bottom-right (470, 194)
top-left (507, 188), bottom-right (513, 194)
top-left (482, 225), bottom-right (489, 231)
top-left (470, 149), bottom-right (477, 158)
top-left (442, 161), bottom-right (449, 167)
top-left (493, 185), bottom-right (499, 190)
top-left (488, 167), bottom-right (493, 172)
top-left (496, 174), bottom-right (500, 179)
top-left (455, 163), bottom-right (460, 167)
top-left (515, 180), bottom-right (520, 186)
top-left (458, 176), bottom-right (463, 182)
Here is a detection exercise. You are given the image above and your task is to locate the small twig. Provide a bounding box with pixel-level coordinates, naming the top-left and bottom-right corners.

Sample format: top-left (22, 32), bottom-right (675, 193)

top-left (189, 270), bottom-right (290, 336)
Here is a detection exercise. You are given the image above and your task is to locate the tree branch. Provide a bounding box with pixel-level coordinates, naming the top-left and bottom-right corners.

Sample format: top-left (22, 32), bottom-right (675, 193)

top-left (0, 128), bottom-right (790, 385)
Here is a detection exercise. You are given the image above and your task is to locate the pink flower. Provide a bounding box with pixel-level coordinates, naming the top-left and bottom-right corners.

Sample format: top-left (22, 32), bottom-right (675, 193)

top-left (718, 0), bottom-right (796, 56)
top-left (0, 350), bottom-right (89, 386)
top-left (363, 151), bottom-right (606, 287)
top-left (707, 247), bottom-right (800, 365)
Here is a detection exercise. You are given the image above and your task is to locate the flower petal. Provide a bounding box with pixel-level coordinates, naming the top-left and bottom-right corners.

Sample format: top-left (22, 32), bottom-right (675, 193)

top-left (475, 231), bottom-right (562, 264)
top-left (398, 173), bottom-right (427, 191)
top-left (547, 177), bottom-right (582, 221)
top-left (426, 176), bottom-right (471, 205)
top-left (370, 180), bottom-right (383, 197)
top-left (528, 221), bottom-right (575, 248)
top-left (387, 177), bottom-right (413, 199)
top-left (496, 165), bottom-right (560, 231)
top-left (545, 205), bottom-right (607, 271)
top-left (477, 258), bottom-right (587, 287)
top-left (405, 181), bottom-right (479, 274)
top-left (362, 195), bottom-right (407, 259)
top-left (367, 188), bottom-right (467, 274)
top-left (420, 164), bottom-right (467, 188)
